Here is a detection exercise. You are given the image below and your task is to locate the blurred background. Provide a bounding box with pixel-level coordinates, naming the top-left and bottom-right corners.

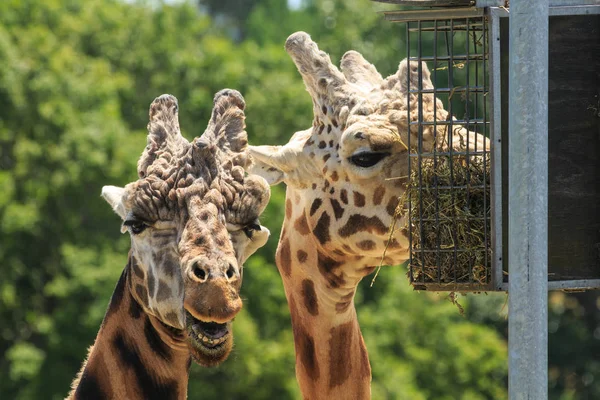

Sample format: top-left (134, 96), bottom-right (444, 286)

top-left (0, 0), bottom-right (598, 399)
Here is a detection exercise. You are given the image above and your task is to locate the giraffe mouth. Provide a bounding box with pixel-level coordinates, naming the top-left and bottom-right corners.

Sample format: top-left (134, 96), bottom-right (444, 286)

top-left (185, 311), bottom-right (230, 349)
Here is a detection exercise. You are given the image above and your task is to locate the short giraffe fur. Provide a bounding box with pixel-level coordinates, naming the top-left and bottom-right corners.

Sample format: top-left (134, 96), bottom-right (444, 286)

top-left (68, 91), bottom-right (271, 399)
top-left (249, 32), bottom-right (489, 399)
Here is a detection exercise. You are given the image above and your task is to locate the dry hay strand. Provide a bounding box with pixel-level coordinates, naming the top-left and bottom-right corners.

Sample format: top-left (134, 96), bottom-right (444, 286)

top-left (397, 152), bottom-right (492, 288)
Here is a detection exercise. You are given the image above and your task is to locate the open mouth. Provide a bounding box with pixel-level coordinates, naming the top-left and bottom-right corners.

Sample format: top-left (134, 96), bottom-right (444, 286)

top-left (185, 311), bottom-right (230, 349)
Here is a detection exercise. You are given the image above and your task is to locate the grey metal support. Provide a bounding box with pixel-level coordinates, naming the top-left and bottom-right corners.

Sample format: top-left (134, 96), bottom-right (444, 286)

top-left (508, 0), bottom-right (549, 399)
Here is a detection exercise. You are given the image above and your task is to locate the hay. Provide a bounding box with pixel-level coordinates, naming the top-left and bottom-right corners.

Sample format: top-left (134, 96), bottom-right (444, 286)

top-left (397, 152), bottom-right (492, 287)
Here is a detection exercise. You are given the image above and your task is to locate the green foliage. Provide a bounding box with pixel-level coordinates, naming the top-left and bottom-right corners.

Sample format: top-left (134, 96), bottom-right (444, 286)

top-left (0, 0), bottom-right (595, 399)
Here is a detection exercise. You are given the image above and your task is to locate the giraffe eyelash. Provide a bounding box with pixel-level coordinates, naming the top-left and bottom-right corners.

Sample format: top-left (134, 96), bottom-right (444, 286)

top-left (123, 219), bottom-right (149, 234)
top-left (242, 223), bottom-right (261, 239)
top-left (348, 152), bottom-right (390, 168)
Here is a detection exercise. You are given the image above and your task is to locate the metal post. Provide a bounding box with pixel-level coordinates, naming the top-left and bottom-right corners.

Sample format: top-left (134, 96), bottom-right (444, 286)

top-left (508, 0), bottom-right (549, 399)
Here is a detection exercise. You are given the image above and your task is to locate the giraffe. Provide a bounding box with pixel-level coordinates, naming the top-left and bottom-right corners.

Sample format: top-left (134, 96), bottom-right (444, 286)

top-left (249, 32), bottom-right (489, 399)
top-left (68, 90), bottom-right (271, 400)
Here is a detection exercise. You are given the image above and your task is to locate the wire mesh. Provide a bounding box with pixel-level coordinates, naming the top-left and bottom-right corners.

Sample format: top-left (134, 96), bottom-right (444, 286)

top-left (404, 15), bottom-right (491, 291)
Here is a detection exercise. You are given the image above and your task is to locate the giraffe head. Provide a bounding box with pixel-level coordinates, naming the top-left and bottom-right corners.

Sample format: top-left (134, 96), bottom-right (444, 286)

top-left (250, 32), bottom-right (487, 273)
top-left (102, 91), bottom-right (270, 366)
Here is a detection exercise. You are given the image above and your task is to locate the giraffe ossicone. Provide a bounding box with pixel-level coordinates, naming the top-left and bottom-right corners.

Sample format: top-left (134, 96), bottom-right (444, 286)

top-left (249, 32), bottom-right (489, 399)
top-left (69, 90), bottom-right (271, 399)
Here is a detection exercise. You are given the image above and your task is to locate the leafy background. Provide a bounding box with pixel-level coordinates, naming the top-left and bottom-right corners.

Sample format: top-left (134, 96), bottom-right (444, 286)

top-left (0, 1), bottom-right (598, 399)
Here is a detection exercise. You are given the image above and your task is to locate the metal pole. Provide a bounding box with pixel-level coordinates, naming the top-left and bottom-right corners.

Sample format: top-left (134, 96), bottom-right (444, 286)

top-left (508, 0), bottom-right (549, 399)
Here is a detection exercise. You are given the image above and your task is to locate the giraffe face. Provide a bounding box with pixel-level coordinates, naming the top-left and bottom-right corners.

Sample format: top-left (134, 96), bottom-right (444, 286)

top-left (308, 118), bottom-right (411, 260)
top-left (102, 92), bottom-right (270, 367)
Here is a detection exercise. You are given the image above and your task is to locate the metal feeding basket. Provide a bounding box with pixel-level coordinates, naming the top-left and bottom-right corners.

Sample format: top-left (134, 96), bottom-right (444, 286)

top-left (378, 0), bottom-right (600, 292)
top-left (384, 4), bottom-right (492, 291)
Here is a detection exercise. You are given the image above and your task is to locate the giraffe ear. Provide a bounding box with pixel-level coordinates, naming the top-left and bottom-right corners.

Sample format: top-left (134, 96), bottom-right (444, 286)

top-left (101, 185), bottom-right (127, 221)
top-left (247, 145), bottom-right (286, 185)
top-left (248, 128), bottom-right (319, 186)
top-left (248, 141), bottom-right (319, 187)
top-left (240, 225), bottom-right (270, 265)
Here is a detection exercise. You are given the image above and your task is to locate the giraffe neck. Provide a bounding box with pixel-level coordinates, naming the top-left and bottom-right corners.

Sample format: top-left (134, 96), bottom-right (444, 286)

top-left (278, 216), bottom-right (372, 399)
top-left (68, 257), bottom-right (190, 400)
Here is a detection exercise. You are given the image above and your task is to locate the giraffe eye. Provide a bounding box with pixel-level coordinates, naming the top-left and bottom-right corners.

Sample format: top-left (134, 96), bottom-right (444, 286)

top-left (242, 223), bottom-right (261, 239)
top-left (349, 152), bottom-right (390, 168)
top-left (123, 219), bottom-right (148, 235)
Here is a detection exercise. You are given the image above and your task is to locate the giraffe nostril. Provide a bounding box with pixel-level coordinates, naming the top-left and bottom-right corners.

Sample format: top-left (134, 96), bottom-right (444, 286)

top-left (193, 264), bottom-right (207, 281)
top-left (226, 264), bottom-right (236, 280)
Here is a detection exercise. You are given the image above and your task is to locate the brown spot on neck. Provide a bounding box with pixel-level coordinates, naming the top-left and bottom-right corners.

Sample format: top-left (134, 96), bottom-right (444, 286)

top-left (309, 198), bottom-right (323, 216)
top-left (292, 324), bottom-right (320, 383)
top-left (129, 291), bottom-right (143, 319)
top-left (277, 236), bottom-right (292, 277)
top-left (71, 354), bottom-right (110, 399)
top-left (317, 252), bottom-right (345, 288)
top-left (286, 198), bottom-right (293, 219)
top-left (144, 316), bottom-right (173, 362)
top-left (330, 198), bottom-right (344, 220)
top-left (353, 191), bottom-right (366, 207)
top-left (294, 213), bottom-right (311, 236)
top-left (373, 186), bottom-right (386, 206)
top-left (313, 212), bottom-right (331, 245)
top-left (328, 321), bottom-right (355, 388)
top-left (297, 249), bottom-right (308, 263)
top-left (356, 240), bottom-right (376, 251)
top-left (301, 279), bottom-right (319, 316)
top-left (338, 214), bottom-right (388, 238)
top-left (112, 330), bottom-right (180, 399)
top-left (386, 196), bottom-right (400, 216)
top-left (340, 189), bottom-right (348, 205)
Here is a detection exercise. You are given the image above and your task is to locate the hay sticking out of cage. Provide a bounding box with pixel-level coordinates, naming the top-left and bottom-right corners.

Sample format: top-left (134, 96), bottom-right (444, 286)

top-left (398, 153), bottom-right (491, 287)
